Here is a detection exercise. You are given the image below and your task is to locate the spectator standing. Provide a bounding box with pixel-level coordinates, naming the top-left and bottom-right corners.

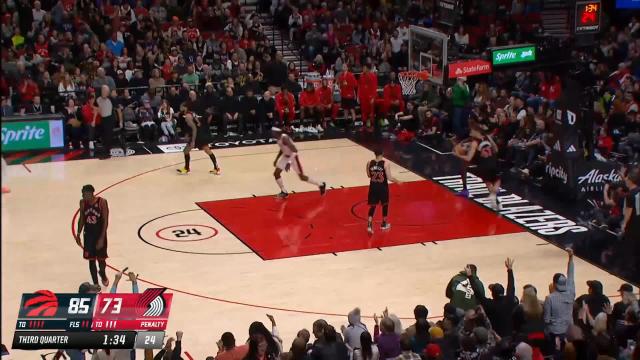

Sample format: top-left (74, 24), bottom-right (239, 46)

top-left (469, 258), bottom-right (517, 337)
top-left (513, 285), bottom-right (546, 350)
top-left (341, 307), bottom-right (367, 353)
top-left (451, 76), bottom-right (470, 139)
top-left (543, 248), bottom-right (575, 353)
top-left (403, 305), bottom-right (429, 338)
top-left (576, 280), bottom-right (610, 317)
top-left (216, 332), bottom-right (248, 360)
top-left (105, 32), bottom-right (125, 57)
top-left (310, 325), bottom-right (348, 360)
top-left (393, 335), bottom-right (421, 360)
top-left (611, 283), bottom-right (636, 325)
top-left (96, 85), bottom-right (115, 159)
top-left (446, 264), bottom-right (484, 311)
top-left (352, 332), bottom-right (379, 360)
top-left (374, 316), bottom-right (401, 359)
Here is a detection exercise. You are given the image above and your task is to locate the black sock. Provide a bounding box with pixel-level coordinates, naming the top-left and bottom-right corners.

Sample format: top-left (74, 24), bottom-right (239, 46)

top-left (184, 152), bottom-right (190, 170)
top-left (461, 167), bottom-right (467, 190)
top-left (209, 153), bottom-right (219, 169)
top-left (98, 260), bottom-right (107, 280)
top-left (89, 260), bottom-right (98, 284)
top-left (368, 206), bottom-right (376, 218)
top-left (382, 204), bottom-right (389, 217)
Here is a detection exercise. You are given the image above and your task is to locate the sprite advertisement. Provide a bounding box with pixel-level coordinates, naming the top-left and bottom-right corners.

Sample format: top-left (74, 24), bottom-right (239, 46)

top-left (1, 118), bottom-right (65, 152)
top-left (491, 45), bottom-right (536, 66)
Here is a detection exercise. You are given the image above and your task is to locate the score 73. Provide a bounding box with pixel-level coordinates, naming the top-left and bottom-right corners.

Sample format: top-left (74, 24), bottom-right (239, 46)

top-left (99, 297), bottom-right (123, 314)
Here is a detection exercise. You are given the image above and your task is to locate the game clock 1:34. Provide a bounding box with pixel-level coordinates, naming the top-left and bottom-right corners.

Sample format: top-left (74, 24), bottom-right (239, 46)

top-left (103, 333), bottom-right (130, 346)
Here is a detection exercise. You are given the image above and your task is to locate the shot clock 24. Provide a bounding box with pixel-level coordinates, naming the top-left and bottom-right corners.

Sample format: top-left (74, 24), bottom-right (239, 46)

top-left (11, 289), bottom-right (172, 350)
top-left (575, 1), bottom-right (601, 34)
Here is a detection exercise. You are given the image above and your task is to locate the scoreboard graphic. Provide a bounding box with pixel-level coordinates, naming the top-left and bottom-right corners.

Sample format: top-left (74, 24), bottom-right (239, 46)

top-left (12, 289), bottom-right (172, 350)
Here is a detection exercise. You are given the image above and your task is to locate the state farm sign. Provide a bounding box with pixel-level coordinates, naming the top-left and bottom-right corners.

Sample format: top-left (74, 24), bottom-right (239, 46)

top-left (448, 60), bottom-right (492, 79)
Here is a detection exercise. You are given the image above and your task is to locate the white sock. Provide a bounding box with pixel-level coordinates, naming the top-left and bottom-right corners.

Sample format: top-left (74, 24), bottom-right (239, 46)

top-left (306, 177), bottom-right (321, 187)
top-left (489, 193), bottom-right (497, 204)
top-left (276, 178), bottom-right (287, 193)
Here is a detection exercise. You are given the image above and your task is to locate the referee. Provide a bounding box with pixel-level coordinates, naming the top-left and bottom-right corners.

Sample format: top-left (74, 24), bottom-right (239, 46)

top-left (96, 85), bottom-right (114, 159)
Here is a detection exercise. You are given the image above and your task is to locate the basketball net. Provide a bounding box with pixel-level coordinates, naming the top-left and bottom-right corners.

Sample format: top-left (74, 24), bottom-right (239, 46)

top-left (398, 71), bottom-right (429, 96)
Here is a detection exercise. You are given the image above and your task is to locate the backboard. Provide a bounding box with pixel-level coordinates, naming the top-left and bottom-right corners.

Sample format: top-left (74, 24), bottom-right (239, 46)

top-left (408, 25), bottom-right (448, 85)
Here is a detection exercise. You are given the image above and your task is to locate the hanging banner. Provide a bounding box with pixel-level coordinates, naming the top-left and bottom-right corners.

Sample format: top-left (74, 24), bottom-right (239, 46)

top-left (448, 59), bottom-right (492, 79)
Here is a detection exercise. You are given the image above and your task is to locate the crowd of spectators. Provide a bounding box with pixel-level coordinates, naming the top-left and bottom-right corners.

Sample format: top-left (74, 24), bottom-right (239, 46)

top-left (32, 250), bottom-right (639, 359)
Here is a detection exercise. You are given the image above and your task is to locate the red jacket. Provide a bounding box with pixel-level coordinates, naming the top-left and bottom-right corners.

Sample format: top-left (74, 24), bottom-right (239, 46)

top-left (18, 79), bottom-right (40, 103)
top-left (358, 71), bottom-right (377, 100)
top-left (299, 90), bottom-right (319, 107)
top-left (338, 71), bottom-right (357, 99)
top-left (383, 83), bottom-right (402, 106)
top-left (275, 92), bottom-right (295, 113)
top-left (316, 86), bottom-right (332, 106)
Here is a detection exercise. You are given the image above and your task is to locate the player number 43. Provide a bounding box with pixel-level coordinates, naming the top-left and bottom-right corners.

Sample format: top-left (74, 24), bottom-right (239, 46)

top-left (100, 297), bottom-right (123, 314)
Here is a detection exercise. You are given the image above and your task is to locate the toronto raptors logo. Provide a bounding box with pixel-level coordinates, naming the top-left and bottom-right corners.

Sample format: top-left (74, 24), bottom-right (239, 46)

top-left (23, 290), bottom-right (59, 317)
top-left (135, 288), bottom-right (167, 317)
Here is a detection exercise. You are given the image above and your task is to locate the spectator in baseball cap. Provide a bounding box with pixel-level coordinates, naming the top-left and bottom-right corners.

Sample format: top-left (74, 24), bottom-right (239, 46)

top-left (611, 283), bottom-right (637, 326)
top-left (576, 280), bottom-right (610, 317)
top-left (468, 257), bottom-right (517, 337)
top-left (543, 249), bottom-right (575, 350)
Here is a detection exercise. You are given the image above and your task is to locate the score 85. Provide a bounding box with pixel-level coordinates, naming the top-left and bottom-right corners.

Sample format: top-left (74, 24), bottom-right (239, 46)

top-left (68, 298), bottom-right (92, 314)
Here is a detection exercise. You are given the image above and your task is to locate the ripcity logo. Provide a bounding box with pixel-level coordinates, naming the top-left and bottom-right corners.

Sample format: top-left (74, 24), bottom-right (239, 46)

top-left (545, 163), bottom-right (568, 184)
top-left (23, 290), bottom-right (59, 317)
top-left (136, 288), bottom-right (167, 317)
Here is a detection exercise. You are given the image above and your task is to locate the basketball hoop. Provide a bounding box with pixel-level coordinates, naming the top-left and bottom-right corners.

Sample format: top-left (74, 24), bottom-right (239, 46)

top-left (398, 71), bottom-right (429, 96)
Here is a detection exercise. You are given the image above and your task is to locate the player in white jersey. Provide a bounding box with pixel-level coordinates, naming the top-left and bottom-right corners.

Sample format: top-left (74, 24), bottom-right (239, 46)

top-left (272, 127), bottom-right (327, 198)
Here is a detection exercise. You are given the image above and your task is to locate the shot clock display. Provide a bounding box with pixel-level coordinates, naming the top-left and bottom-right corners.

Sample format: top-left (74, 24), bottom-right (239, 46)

top-left (11, 289), bottom-right (172, 350)
top-left (575, 1), bottom-right (601, 34)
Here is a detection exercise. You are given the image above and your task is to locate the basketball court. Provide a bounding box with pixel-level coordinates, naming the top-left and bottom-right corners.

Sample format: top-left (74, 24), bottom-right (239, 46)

top-left (1, 138), bottom-right (628, 358)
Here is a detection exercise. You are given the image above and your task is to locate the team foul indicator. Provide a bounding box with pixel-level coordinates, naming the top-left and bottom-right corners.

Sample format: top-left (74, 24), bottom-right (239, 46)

top-left (12, 289), bottom-right (172, 349)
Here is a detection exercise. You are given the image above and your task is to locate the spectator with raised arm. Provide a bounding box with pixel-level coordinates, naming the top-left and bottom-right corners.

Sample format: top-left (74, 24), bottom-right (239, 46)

top-left (544, 248), bottom-right (576, 354)
top-left (468, 258), bottom-right (517, 337)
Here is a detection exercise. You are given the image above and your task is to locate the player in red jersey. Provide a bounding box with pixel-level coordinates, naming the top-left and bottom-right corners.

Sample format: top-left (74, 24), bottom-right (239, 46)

top-left (338, 63), bottom-right (358, 127)
top-left (275, 88), bottom-right (296, 130)
top-left (382, 72), bottom-right (405, 115)
top-left (315, 78), bottom-right (338, 128)
top-left (299, 83), bottom-right (322, 132)
top-left (358, 63), bottom-right (378, 130)
top-left (76, 184), bottom-right (110, 287)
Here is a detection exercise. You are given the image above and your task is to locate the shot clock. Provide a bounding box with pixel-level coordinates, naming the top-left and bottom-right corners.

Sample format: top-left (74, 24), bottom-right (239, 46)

top-left (575, 1), bottom-right (601, 34)
top-left (11, 289), bottom-right (172, 350)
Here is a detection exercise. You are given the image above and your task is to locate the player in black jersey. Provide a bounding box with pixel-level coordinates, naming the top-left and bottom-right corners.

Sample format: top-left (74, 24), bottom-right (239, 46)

top-left (453, 121), bottom-right (501, 210)
top-left (366, 148), bottom-right (401, 234)
top-left (75, 184), bottom-right (110, 287)
top-left (176, 102), bottom-right (221, 175)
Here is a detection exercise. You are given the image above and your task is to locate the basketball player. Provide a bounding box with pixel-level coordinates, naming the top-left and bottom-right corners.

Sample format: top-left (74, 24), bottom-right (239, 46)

top-left (338, 63), bottom-right (358, 127)
top-left (366, 148), bottom-right (401, 234)
top-left (453, 121), bottom-right (501, 209)
top-left (76, 184), bottom-right (109, 287)
top-left (271, 127), bottom-right (326, 198)
top-left (453, 137), bottom-right (474, 198)
top-left (358, 63), bottom-right (378, 130)
top-left (176, 103), bottom-right (221, 175)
